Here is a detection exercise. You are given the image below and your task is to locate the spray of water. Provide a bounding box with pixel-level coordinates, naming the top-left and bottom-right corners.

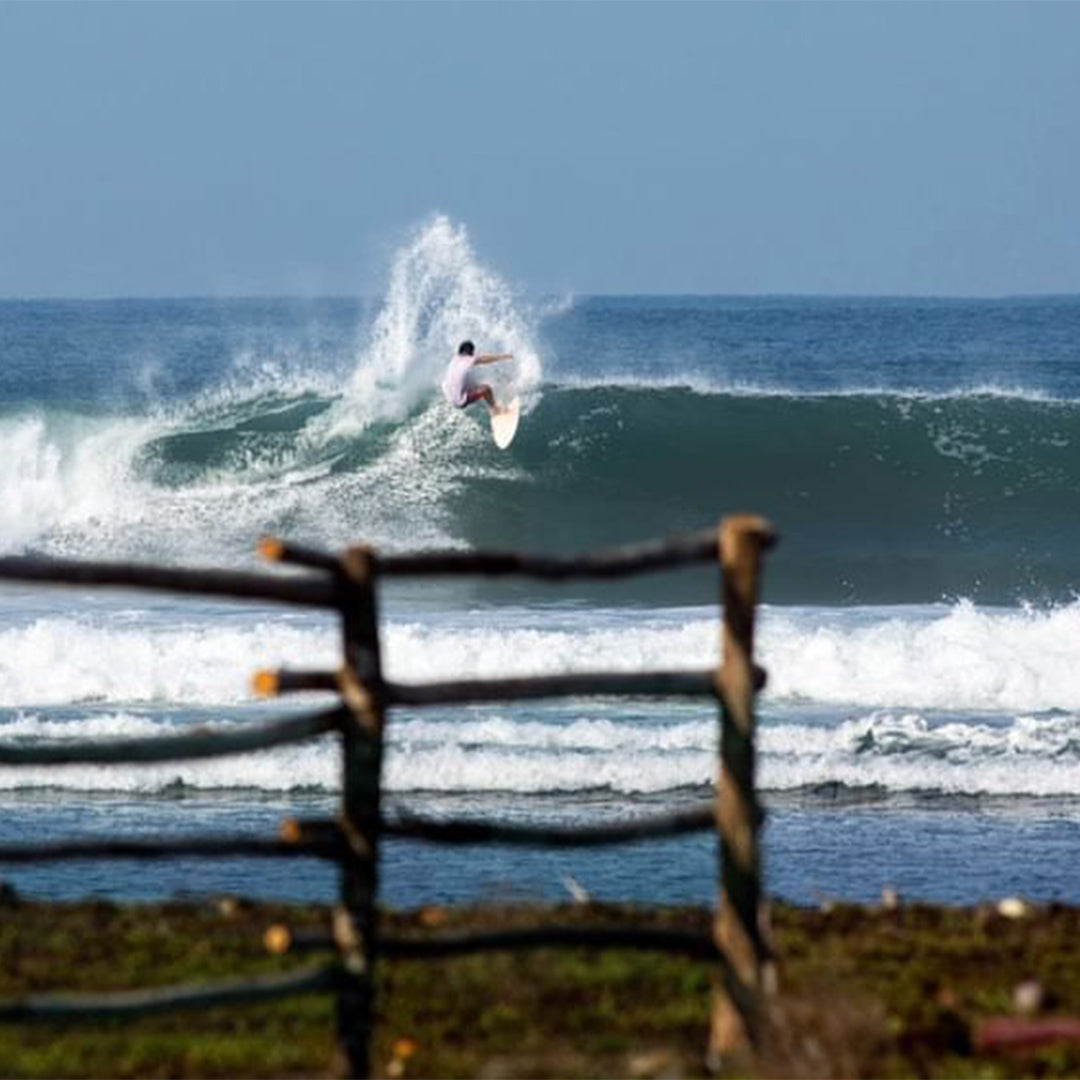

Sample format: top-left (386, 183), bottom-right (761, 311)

top-left (0, 216), bottom-right (548, 559)
top-left (322, 214), bottom-right (544, 437)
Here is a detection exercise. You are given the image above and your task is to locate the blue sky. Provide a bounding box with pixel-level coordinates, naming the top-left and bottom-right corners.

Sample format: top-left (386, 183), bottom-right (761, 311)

top-left (2, 2), bottom-right (1078, 298)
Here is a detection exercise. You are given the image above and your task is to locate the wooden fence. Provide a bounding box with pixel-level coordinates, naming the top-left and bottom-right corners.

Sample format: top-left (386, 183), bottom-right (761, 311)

top-left (0, 514), bottom-right (775, 1076)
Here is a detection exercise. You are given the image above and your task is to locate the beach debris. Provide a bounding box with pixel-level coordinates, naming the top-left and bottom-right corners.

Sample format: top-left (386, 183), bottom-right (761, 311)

top-left (213, 895), bottom-right (252, 919)
top-left (997, 897), bottom-right (1029, 920)
top-left (976, 1016), bottom-right (1080, 1054)
top-left (387, 1037), bottom-right (418, 1078)
top-left (880, 887), bottom-right (901, 911)
top-left (264, 924), bottom-right (291, 955)
top-left (418, 905), bottom-right (446, 928)
top-left (1013, 980), bottom-right (1045, 1015)
top-left (627, 1049), bottom-right (679, 1078)
top-left (563, 875), bottom-right (590, 904)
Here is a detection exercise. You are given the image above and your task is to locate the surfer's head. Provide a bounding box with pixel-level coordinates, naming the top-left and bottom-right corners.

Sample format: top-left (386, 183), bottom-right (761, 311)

top-left (458, 341), bottom-right (476, 356)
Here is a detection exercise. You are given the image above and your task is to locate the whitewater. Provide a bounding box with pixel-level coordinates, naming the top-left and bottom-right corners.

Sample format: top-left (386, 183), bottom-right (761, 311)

top-left (3, 215), bottom-right (1080, 905)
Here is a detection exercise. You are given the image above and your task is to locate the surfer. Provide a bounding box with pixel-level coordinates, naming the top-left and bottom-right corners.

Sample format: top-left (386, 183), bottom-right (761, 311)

top-left (441, 341), bottom-right (514, 414)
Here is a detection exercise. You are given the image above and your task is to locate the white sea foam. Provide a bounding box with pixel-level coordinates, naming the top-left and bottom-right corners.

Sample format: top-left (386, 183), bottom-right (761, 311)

top-left (0, 216), bottom-right (545, 561)
top-left (3, 602), bottom-right (1080, 715)
top-left (549, 373), bottom-right (1074, 404)
top-left (4, 702), bottom-right (1080, 797)
top-left (759, 710), bottom-right (1080, 797)
top-left (764, 601), bottom-right (1080, 712)
top-left (0, 413), bottom-right (161, 554)
top-left (317, 215), bottom-right (543, 439)
top-left (2, 600), bottom-right (1080, 799)
top-left (0, 618), bottom-right (337, 705)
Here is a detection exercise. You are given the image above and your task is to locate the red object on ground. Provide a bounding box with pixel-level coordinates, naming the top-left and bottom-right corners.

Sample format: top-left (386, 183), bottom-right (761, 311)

top-left (977, 1017), bottom-right (1080, 1053)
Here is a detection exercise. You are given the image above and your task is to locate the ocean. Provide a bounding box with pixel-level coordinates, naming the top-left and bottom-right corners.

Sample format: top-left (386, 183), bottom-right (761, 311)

top-left (3, 217), bottom-right (1080, 909)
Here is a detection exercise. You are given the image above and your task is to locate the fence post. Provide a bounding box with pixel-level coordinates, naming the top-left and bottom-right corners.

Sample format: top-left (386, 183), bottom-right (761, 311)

top-left (335, 546), bottom-right (385, 1079)
top-left (710, 514), bottom-right (775, 1072)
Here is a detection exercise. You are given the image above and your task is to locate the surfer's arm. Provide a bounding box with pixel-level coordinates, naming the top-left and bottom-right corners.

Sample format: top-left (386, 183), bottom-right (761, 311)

top-left (476, 353), bottom-right (513, 365)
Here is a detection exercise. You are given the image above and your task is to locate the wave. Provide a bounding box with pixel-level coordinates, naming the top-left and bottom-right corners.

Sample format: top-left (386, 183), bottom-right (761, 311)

top-left (3, 384), bottom-right (1079, 603)
top-left (4, 601), bottom-right (1080, 715)
top-left (1, 226), bottom-right (1079, 605)
top-left (5, 702), bottom-right (1080, 799)
top-left (0, 215), bottom-right (546, 562)
top-left (552, 372), bottom-right (1071, 403)
top-left (3, 598), bottom-right (1080, 799)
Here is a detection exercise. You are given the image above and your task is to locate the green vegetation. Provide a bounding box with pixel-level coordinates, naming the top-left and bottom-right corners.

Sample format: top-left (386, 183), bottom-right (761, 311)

top-left (0, 894), bottom-right (1078, 1078)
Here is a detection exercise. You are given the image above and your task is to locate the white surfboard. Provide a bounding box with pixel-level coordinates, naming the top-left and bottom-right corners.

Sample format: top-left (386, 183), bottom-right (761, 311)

top-left (490, 397), bottom-right (521, 449)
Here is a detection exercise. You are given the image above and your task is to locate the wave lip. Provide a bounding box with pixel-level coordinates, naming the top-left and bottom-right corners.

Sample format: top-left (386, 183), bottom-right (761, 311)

top-left (548, 374), bottom-right (1073, 404)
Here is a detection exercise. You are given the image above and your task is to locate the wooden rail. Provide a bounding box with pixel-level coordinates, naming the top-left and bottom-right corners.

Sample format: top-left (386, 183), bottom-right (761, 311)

top-left (0, 555), bottom-right (337, 608)
top-left (0, 707), bottom-right (345, 765)
top-left (0, 966), bottom-right (338, 1022)
top-left (381, 802), bottom-right (717, 847)
top-left (0, 835), bottom-right (343, 863)
top-left (265, 528), bottom-right (721, 579)
top-left (0, 516), bottom-right (775, 1077)
top-left (276, 923), bottom-right (722, 962)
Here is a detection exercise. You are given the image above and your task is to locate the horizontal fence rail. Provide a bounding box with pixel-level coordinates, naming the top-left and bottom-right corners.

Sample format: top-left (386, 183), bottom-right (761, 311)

top-left (0, 556), bottom-right (338, 609)
top-left (264, 529), bottom-right (721, 580)
top-left (0, 803), bottom-right (717, 864)
top-left (0, 966), bottom-right (338, 1022)
top-left (265, 667), bottom-right (766, 703)
top-left (0, 516), bottom-right (776, 1078)
top-left (380, 803), bottom-right (717, 847)
top-left (280, 806), bottom-right (718, 850)
top-left (0, 835), bottom-right (342, 864)
top-left (276, 924), bottom-right (722, 963)
top-left (0, 707), bottom-right (346, 766)
top-left (388, 671), bottom-right (720, 705)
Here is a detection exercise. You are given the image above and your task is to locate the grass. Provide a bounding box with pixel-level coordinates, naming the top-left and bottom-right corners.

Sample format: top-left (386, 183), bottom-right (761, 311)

top-left (1, 893), bottom-right (1079, 1077)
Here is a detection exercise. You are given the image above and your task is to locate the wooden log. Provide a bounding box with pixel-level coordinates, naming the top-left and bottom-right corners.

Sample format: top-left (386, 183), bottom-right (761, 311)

top-left (381, 803), bottom-right (715, 847)
top-left (271, 924), bottom-right (721, 962)
top-left (260, 667), bottom-right (765, 703)
top-left (390, 924), bottom-right (722, 961)
top-left (0, 834), bottom-right (342, 864)
top-left (389, 670), bottom-right (719, 706)
top-left (711, 514), bottom-right (776, 1071)
top-left (259, 537), bottom-right (339, 574)
top-left (0, 965), bottom-right (337, 1022)
top-left (254, 669), bottom-right (339, 697)
top-left (336, 546), bottom-right (385, 1080)
top-left (0, 556), bottom-right (337, 608)
top-left (376, 528), bottom-right (719, 579)
top-left (0, 707), bottom-right (345, 766)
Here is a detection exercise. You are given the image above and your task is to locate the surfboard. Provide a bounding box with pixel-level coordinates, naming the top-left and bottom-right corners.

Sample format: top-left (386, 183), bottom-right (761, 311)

top-left (490, 397), bottom-right (521, 449)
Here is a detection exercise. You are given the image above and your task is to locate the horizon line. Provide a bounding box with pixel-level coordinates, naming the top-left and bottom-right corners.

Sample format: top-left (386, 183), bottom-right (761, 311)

top-left (2, 290), bottom-right (1079, 304)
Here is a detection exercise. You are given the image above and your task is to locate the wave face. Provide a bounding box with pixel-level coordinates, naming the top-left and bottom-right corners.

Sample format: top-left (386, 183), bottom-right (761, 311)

top-left (2, 228), bottom-right (1080, 604)
top-left (1, 386), bottom-right (1077, 603)
top-left (444, 386), bottom-right (1080, 602)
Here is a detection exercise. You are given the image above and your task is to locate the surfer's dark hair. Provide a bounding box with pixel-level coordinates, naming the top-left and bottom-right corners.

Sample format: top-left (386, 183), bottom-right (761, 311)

top-left (458, 341), bottom-right (475, 356)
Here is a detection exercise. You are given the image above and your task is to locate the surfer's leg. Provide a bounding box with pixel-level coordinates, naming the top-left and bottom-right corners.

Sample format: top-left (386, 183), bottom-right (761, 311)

top-left (465, 385), bottom-right (497, 411)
